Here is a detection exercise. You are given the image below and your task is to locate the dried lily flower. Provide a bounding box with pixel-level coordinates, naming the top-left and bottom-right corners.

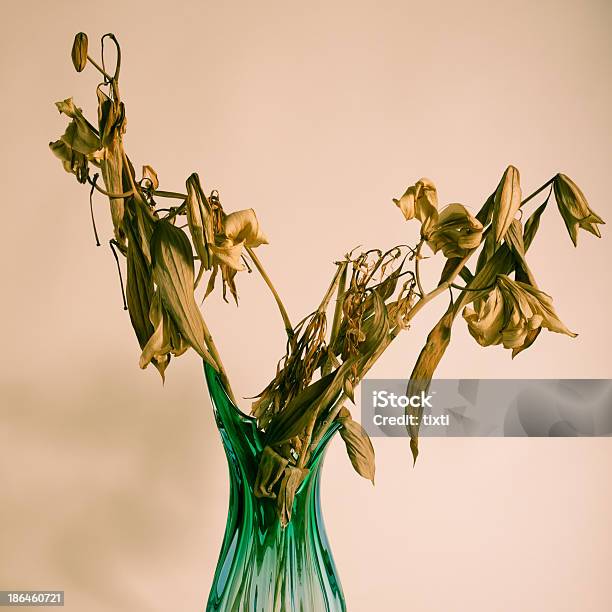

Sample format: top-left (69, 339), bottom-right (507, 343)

top-left (207, 206), bottom-right (268, 303)
top-left (553, 173), bottom-right (605, 246)
top-left (393, 178), bottom-right (438, 236)
top-left (139, 292), bottom-right (189, 380)
top-left (462, 274), bottom-right (576, 356)
top-left (54, 98), bottom-right (101, 154)
top-left (426, 203), bottom-right (483, 258)
top-left (50, 98), bottom-right (103, 184)
top-left (71, 32), bottom-right (88, 72)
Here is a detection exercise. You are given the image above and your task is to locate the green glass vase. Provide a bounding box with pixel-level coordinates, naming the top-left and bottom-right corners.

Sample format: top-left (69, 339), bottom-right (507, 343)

top-left (204, 363), bottom-right (347, 612)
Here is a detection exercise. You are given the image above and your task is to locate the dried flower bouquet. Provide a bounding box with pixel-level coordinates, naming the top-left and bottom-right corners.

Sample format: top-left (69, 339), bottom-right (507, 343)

top-left (51, 33), bottom-right (604, 528)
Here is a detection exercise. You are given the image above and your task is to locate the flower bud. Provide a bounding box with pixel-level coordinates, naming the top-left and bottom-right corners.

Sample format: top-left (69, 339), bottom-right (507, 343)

top-left (553, 173), bottom-right (605, 247)
top-left (71, 32), bottom-right (88, 72)
top-left (492, 165), bottom-right (521, 244)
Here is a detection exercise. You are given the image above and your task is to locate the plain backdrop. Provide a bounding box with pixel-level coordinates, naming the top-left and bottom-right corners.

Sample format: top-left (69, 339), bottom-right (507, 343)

top-left (1, 1), bottom-right (611, 610)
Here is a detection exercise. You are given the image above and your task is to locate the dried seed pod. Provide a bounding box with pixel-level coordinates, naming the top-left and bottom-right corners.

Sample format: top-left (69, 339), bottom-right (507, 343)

top-left (71, 32), bottom-right (88, 72)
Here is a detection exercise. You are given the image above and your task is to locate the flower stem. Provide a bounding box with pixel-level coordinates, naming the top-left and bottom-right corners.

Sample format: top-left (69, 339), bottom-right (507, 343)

top-left (200, 318), bottom-right (238, 406)
top-left (87, 174), bottom-right (133, 199)
top-left (521, 177), bottom-right (555, 208)
top-left (86, 55), bottom-right (113, 81)
top-left (246, 246), bottom-right (294, 339)
top-left (152, 190), bottom-right (188, 200)
top-left (414, 239), bottom-right (425, 297)
top-left (322, 264), bottom-right (348, 376)
top-left (317, 261), bottom-right (347, 314)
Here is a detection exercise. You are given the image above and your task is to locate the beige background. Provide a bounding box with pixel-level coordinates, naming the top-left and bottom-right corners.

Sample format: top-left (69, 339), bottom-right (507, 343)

top-left (1, 0), bottom-right (611, 610)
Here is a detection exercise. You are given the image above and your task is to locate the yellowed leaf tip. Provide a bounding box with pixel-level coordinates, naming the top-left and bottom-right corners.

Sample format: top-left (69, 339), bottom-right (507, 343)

top-left (410, 437), bottom-right (419, 467)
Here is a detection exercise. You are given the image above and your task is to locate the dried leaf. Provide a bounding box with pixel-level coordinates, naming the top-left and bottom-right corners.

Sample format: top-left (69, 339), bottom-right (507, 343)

top-left (264, 372), bottom-right (336, 445)
top-left (475, 190), bottom-right (495, 226)
top-left (407, 306), bottom-right (454, 464)
top-left (338, 412), bottom-right (375, 484)
top-left (254, 446), bottom-right (289, 499)
top-left (150, 220), bottom-right (216, 367)
top-left (126, 221), bottom-right (154, 348)
top-left (504, 219), bottom-right (537, 287)
top-left (277, 465), bottom-right (309, 527)
top-left (359, 290), bottom-right (389, 355)
top-left (523, 201), bottom-right (547, 251)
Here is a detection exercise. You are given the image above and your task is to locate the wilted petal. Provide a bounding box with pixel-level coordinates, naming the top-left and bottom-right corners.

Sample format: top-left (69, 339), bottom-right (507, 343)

top-left (427, 203), bottom-right (483, 258)
top-left (463, 287), bottom-right (504, 346)
top-left (49, 139), bottom-right (88, 183)
top-left (55, 98), bottom-right (100, 154)
top-left (414, 178), bottom-right (438, 225)
top-left (223, 209), bottom-right (268, 248)
top-left (500, 308), bottom-right (530, 349)
top-left (210, 239), bottom-right (246, 271)
top-left (139, 293), bottom-right (173, 379)
top-left (393, 185), bottom-right (417, 220)
top-left (393, 177), bottom-right (438, 231)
